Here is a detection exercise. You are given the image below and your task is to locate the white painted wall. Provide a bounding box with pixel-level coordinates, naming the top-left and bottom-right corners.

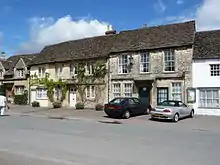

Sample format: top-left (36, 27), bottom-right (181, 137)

top-left (192, 59), bottom-right (220, 116)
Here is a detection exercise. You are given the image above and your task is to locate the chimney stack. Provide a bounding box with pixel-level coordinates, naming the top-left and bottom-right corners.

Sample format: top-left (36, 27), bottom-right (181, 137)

top-left (142, 23), bottom-right (148, 28)
top-left (105, 25), bottom-right (116, 35)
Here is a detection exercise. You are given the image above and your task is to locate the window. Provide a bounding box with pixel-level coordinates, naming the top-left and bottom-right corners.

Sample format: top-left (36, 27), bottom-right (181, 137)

top-left (86, 85), bottom-right (95, 98)
top-left (199, 89), bottom-right (220, 108)
top-left (140, 53), bottom-right (150, 73)
top-left (128, 99), bottom-right (136, 105)
top-left (70, 64), bottom-right (74, 75)
top-left (38, 67), bottom-right (45, 78)
top-left (157, 87), bottom-right (169, 105)
top-left (55, 65), bottom-right (63, 76)
top-left (118, 55), bottom-right (128, 74)
top-left (210, 64), bottom-right (220, 76)
top-left (164, 49), bottom-right (175, 72)
top-left (113, 83), bottom-right (121, 98)
top-left (124, 83), bottom-right (133, 97)
top-left (16, 86), bottom-right (24, 95)
top-left (133, 98), bottom-right (141, 104)
top-left (54, 88), bottom-right (62, 100)
top-left (86, 62), bottom-right (94, 75)
top-left (171, 83), bottom-right (182, 101)
top-left (17, 69), bottom-right (24, 78)
top-left (36, 88), bottom-right (47, 100)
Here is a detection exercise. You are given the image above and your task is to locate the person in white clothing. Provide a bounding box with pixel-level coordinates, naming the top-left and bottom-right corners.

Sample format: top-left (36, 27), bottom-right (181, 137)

top-left (0, 94), bottom-right (7, 116)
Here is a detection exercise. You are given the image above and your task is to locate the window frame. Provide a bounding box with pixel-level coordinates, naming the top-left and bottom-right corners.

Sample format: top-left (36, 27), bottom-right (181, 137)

top-left (210, 64), bottom-right (220, 76)
top-left (199, 89), bottom-right (220, 108)
top-left (38, 67), bottom-right (45, 78)
top-left (17, 69), bottom-right (24, 78)
top-left (86, 85), bottom-right (95, 99)
top-left (55, 64), bottom-right (63, 77)
top-left (0, 70), bottom-right (4, 78)
top-left (171, 82), bottom-right (182, 101)
top-left (124, 83), bottom-right (133, 97)
top-left (86, 62), bottom-right (94, 75)
top-left (15, 86), bottom-right (24, 95)
top-left (118, 54), bottom-right (129, 74)
top-left (163, 49), bottom-right (175, 72)
top-left (157, 87), bottom-right (169, 105)
top-left (36, 88), bottom-right (47, 100)
top-left (113, 83), bottom-right (121, 98)
top-left (140, 52), bottom-right (150, 73)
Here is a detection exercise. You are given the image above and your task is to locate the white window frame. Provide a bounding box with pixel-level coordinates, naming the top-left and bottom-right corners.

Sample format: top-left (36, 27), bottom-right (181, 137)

top-left (86, 85), bottom-right (95, 99)
top-left (69, 64), bottom-right (74, 75)
top-left (113, 83), bottom-right (121, 98)
top-left (17, 69), bottom-right (24, 78)
top-left (118, 55), bottom-right (129, 74)
top-left (140, 53), bottom-right (150, 73)
top-left (199, 89), bottom-right (220, 108)
top-left (164, 49), bottom-right (175, 72)
top-left (16, 86), bottom-right (24, 95)
top-left (124, 83), bottom-right (133, 97)
top-left (0, 70), bottom-right (4, 78)
top-left (36, 88), bottom-right (47, 100)
top-left (171, 82), bottom-right (182, 101)
top-left (54, 88), bottom-right (62, 101)
top-left (210, 64), bottom-right (220, 76)
top-left (38, 67), bottom-right (45, 78)
top-left (86, 62), bottom-right (94, 75)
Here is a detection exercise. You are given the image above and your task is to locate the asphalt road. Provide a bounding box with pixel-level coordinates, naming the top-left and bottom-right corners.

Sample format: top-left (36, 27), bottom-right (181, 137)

top-left (0, 115), bottom-right (220, 165)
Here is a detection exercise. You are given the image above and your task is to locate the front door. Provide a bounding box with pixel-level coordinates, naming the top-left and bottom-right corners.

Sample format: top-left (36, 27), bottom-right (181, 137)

top-left (139, 87), bottom-right (150, 106)
top-left (69, 88), bottom-right (76, 107)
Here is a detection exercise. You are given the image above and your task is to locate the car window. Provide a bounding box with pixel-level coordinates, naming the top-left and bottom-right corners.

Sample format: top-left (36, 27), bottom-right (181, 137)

top-left (160, 101), bottom-right (178, 106)
top-left (128, 99), bottom-right (136, 105)
top-left (179, 102), bottom-right (187, 107)
top-left (110, 98), bottom-right (126, 104)
top-left (133, 98), bottom-right (141, 104)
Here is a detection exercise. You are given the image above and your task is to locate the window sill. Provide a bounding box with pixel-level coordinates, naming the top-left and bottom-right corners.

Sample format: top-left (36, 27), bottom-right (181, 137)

top-left (118, 73), bottom-right (129, 75)
top-left (139, 72), bottom-right (151, 75)
top-left (36, 98), bottom-right (48, 100)
top-left (198, 107), bottom-right (220, 109)
top-left (162, 71), bottom-right (176, 74)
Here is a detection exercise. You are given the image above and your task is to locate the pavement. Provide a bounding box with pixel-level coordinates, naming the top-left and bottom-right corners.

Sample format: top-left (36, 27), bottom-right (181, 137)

top-left (1, 108), bottom-right (220, 165)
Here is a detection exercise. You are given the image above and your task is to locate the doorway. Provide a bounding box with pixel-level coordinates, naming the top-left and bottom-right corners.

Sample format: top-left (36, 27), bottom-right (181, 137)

top-left (69, 88), bottom-right (76, 107)
top-left (138, 86), bottom-right (151, 106)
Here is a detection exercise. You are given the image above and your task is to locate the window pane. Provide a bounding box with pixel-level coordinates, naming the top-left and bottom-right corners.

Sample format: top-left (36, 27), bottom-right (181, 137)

top-left (157, 88), bottom-right (168, 104)
top-left (172, 83), bottom-right (182, 101)
top-left (140, 53), bottom-right (150, 73)
top-left (199, 89), bottom-right (220, 108)
top-left (124, 83), bottom-right (132, 97)
top-left (210, 64), bottom-right (220, 76)
top-left (164, 50), bottom-right (175, 72)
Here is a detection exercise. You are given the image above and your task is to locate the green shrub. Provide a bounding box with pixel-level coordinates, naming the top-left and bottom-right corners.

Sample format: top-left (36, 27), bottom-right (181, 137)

top-left (32, 101), bottom-right (40, 107)
top-left (95, 104), bottom-right (103, 111)
top-left (75, 102), bottom-right (84, 109)
top-left (14, 94), bottom-right (28, 105)
top-left (53, 101), bottom-right (62, 109)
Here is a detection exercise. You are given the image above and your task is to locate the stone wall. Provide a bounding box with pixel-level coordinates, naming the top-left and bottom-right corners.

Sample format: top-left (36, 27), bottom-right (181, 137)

top-left (109, 46), bottom-right (193, 106)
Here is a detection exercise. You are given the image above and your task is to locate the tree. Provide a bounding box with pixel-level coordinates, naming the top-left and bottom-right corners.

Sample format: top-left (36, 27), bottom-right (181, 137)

top-left (30, 73), bottom-right (67, 104)
top-left (76, 60), bottom-right (107, 104)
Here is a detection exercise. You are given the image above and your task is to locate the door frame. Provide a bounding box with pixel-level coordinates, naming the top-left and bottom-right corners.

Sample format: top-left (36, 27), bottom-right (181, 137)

top-left (69, 87), bottom-right (76, 107)
top-left (138, 86), bottom-right (151, 105)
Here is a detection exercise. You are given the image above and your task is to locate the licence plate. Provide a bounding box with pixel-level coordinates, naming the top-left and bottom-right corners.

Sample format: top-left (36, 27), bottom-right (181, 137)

top-left (153, 114), bottom-right (163, 117)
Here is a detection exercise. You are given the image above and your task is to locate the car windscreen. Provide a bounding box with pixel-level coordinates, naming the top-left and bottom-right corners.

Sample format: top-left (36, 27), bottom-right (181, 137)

top-left (110, 98), bottom-right (126, 104)
top-left (160, 101), bottom-right (178, 106)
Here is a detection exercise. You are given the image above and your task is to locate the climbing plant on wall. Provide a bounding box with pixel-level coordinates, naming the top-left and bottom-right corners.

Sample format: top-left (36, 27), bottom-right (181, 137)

top-left (31, 73), bottom-right (68, 104)
top-left (76, 60), bottom-right (107, 104)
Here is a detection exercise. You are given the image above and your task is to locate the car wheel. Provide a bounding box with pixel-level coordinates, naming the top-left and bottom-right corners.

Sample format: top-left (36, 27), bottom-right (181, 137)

top-left (123, 110), bottom-right (131, 119)
top-left (172, 113), bottom-right (179, 122)
top-left (190, 110), bottom-right (194, 118)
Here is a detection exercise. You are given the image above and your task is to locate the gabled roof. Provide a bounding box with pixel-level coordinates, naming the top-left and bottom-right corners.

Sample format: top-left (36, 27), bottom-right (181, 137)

top-left (4, 53), bottom-right (36, 75)
top-left (0, 60), bottom-right (13, 70)
top-left (193, 30), bottom-right (220, 59)
top-left (30, 20), bottom-right (196, 66)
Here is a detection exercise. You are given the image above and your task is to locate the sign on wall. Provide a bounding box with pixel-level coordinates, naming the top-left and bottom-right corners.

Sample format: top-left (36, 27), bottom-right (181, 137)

top-left (187, 88), bottom-right (196, 103)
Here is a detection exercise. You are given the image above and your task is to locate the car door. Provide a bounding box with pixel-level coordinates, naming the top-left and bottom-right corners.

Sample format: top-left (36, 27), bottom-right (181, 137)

top-left (128, 98), bottom-right (139, 115)
top-left (179, 102), bottom-right (190, 117)
top-left (133, 98), bottom-right (144, 114)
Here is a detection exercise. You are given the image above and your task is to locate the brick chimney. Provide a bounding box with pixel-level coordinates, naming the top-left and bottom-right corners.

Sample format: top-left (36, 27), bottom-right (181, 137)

top-left (105, 25), bottom-right (116, 35)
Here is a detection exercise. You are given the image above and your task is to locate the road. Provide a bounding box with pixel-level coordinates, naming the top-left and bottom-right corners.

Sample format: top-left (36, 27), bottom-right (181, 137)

top-left (0, 115), bottom-right (220, 165)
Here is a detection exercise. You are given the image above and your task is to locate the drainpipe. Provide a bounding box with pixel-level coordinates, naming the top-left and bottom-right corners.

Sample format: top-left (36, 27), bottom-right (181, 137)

top-left (107, 58), bottom-right (110, 103)
top-left (183, 71), bottom-right (186, 103)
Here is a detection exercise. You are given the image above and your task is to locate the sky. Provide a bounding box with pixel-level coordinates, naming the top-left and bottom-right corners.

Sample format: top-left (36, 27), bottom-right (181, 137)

top-left (0, 0), bottom-right (220, 56)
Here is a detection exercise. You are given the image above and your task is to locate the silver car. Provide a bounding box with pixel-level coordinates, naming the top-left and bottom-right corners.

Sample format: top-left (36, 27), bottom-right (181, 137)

top-left (150, 100), bottom-right (194, 122)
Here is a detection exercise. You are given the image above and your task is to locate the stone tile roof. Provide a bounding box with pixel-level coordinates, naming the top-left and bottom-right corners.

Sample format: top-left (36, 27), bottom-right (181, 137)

top-left (1, 60), bottom-right (13, 70)
top-left (30, 20), bottom-right (195, 65)
top-left (5, 54), bottom-right (36, 75)
top-left (193, 30), bottom-right (220, 59)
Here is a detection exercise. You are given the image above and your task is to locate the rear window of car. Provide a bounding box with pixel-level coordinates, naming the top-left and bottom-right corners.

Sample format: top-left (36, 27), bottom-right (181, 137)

top-left (110, 98), bottom-right (126, 104)
top-left (160, 101), bottom-right (178, 106)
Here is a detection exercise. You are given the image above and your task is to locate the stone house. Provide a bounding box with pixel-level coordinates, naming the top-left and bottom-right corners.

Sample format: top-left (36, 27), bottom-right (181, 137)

top-left (108, 21), bottom-right (196, 107)
top-left (0, 54), bottom-right (36, 102)
top-left (192, 30), bottom-right (220, 116)
top-left (29, 32), bottom-right (116, 108)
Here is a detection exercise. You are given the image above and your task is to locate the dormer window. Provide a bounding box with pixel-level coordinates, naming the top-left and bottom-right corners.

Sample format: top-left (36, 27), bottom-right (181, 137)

top-left (86, 62), bottom-right (94, 75)
top-left (17, 69), bottom-right (24, 78)
top-left (55, 64), bottom-right (63, 77)
top-left (38, 67), bottom-right (45, 78)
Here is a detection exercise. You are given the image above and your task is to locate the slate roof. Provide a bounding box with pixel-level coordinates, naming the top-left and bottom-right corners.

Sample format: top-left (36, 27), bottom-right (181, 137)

top-left (30, 20), bottom-right (196, 66)
top-left (0, 60), bottom-right (13, 70)
top-left (193, 30), bottom-right (220, 59)
top-left (4, 54), bottom-right (36, 75)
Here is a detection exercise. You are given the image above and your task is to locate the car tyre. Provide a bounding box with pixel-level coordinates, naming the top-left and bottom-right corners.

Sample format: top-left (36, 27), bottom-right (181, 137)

top-left (190, 109), bottom-right (194, 118)
top-left (172, 113), bottom-right (179, 122)
top-left (123, 110), bottom-right (131, 119)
